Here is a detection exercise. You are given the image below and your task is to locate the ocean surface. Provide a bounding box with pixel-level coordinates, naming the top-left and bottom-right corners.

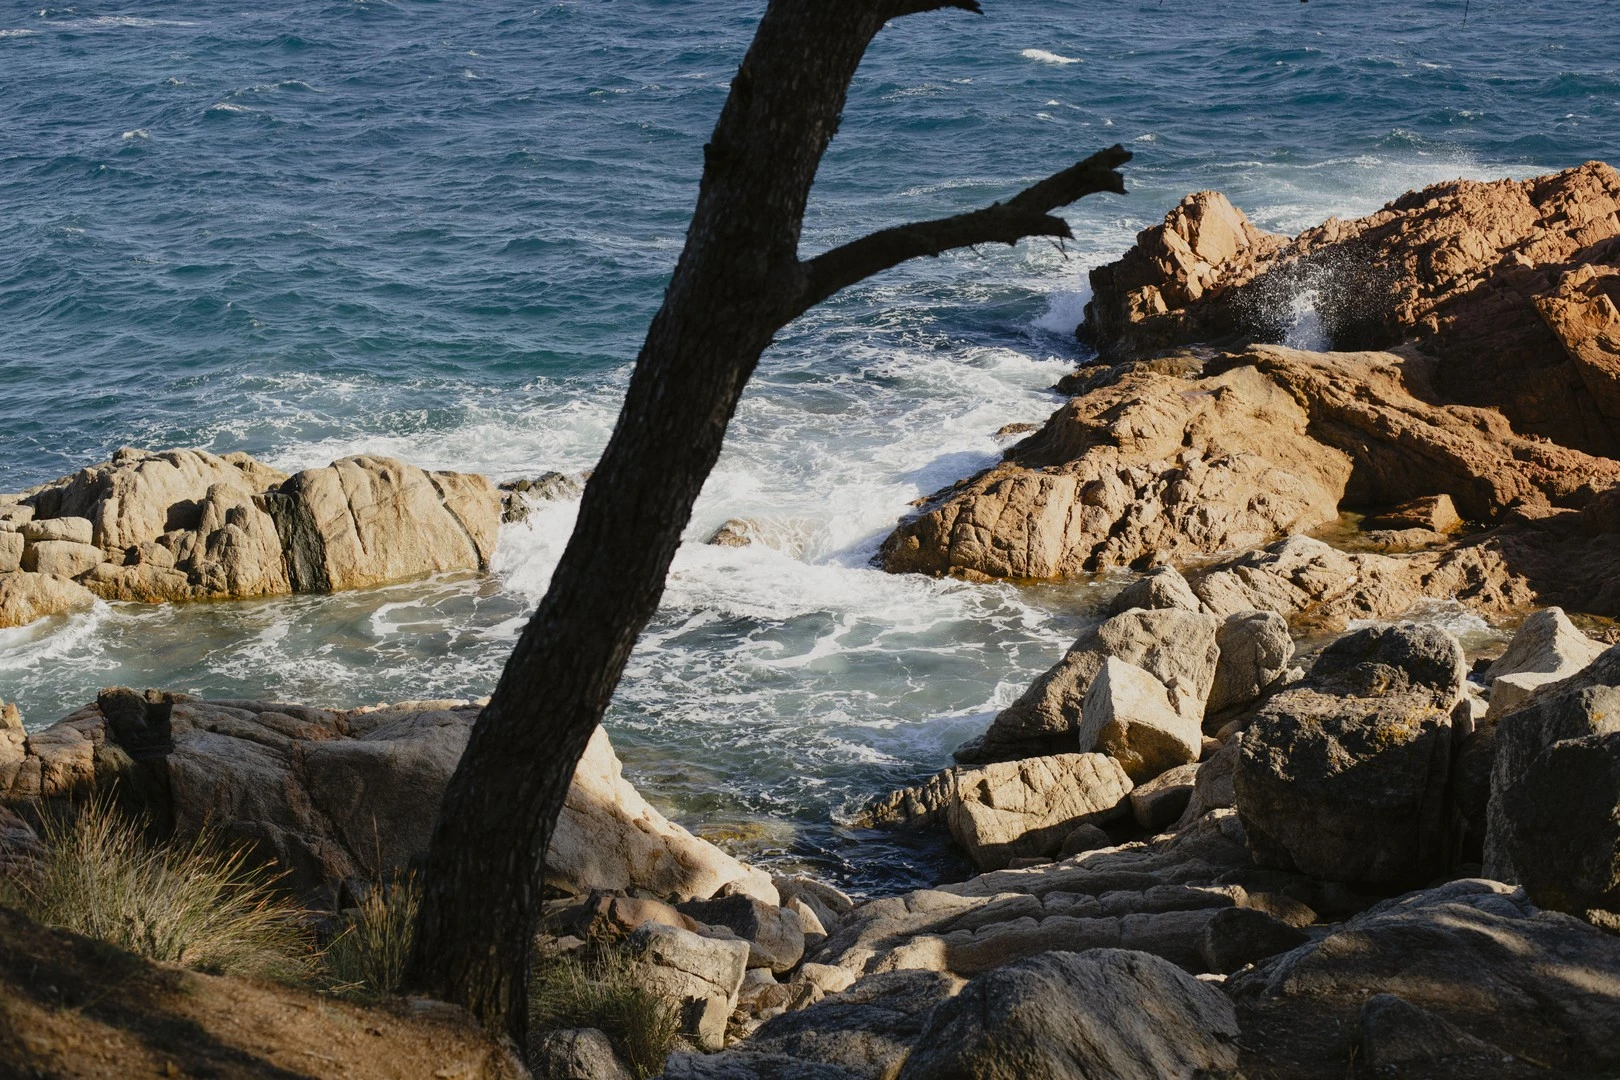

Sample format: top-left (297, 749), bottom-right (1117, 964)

top-left (2, 0), bottom-right (1615, 891)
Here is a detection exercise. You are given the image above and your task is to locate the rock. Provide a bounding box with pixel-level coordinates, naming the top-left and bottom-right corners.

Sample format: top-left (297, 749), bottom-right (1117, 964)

top-left (0, 693), bottom-right (776, 906)
top-left (662, 969), bottom-right (962, 1080)
top-left (20, 539), bottom-right (104, 579)
top-left (1357, 994), bottom-right (1520, 1077)
top-left (625, 922), bottom-right (749, 1051)
top-left (1230, 879), bottom-right (1620, 1074)
top-left (1174, 737), bottom-right (1241, 829)
top-left (676, 895), bottom-right (805, 974)
top-left (546, 893), bottom-right (701, 940)
top-left (1198, 906), bottom-right (1308, 974)
top-left (1485, 644), bottom-right (1620, 924)
top-left (773, 876), bottom-right (854, 934)
top-left (0, 804), bottom-right (43, 876)
top-left (879, 360), bottom-right (1351, 580)
top-left (0, 571), bottom-right (98, 629)
top-left (861, 753), bottom-right (1133, 872)
top-left (895, 949), bottom-right (1241, 1080)
top-left (1367, 494), bottom-right (1462, 533)
top-left (500, 471), bottom-right (581, 523)
top-left (1483, 606), bottom-right (1605, 720)
top-left (18, 516), bottom-right (94, 545)
top-left (1128, 762), bottom-right (1200, 832)
top-left (1080, 657), bottom-right (1202, 782)
top-left (958, 607), bottom-right (1219, 764)
top-left (1235, 623), bottom-right (1466, 884)
top-left (1082, 163), bottom-right (1620, 457)
top-left (529, 1028), bottom-right (633, 1080)
top-left (1108, 565), bottom-right (1204, 614)
top-left (1081, 189), bottom-right (1287, 358)
top-left (1207, 610), bottom-right (1292, 715)
top-left (784, 897), bottom-right (828, 951)
top-left (0, 532), bottom-right (21, 573)
top-left (1056, 822), bottom-right (1112, 857)
top-left (263, 455), bottom-right (499, 592)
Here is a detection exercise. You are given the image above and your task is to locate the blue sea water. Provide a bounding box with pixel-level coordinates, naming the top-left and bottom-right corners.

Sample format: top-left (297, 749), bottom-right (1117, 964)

top-left (1, 0), bottom-right (1615, 889)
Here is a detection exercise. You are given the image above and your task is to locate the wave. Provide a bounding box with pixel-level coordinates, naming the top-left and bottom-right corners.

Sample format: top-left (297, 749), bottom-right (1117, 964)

top-left (1021, 48), bottom-right (1081, 65)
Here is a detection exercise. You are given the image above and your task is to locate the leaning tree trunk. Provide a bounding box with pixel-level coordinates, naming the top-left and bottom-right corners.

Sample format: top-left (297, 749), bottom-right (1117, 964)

top-left (407, 0), bottom-right (1128, 1046)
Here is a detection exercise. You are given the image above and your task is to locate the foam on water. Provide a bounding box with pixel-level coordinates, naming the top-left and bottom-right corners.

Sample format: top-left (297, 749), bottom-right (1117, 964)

top-left (3, 0), bottom-right (1615, 889)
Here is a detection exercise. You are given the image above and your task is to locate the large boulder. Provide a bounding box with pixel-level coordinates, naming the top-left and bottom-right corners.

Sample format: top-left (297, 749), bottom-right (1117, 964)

top-left (1229, 879), bottom-right (1620, 1075)
top-left (1484, 644), bottom-right (1620, 925)
top-left (894, 949), bottom-right (1240, 1080)
top-left (1235, 623), bottom-right (1467, 884)
top-left (1079, 657), bottom-right (1201, 782)
top-left (676, 894), bottom-right (806, 973)
top-left (1082, 163), bottom-right (1620, 457)
top-left (0, 691), bottom-right (776, 906)
top-left (0, 570), bottom-right (97, 629)
top-left (957, 607), bottom-right (1219, 764)
top-left (1, 448), bottom-right (503, 627)
top-left (263, 455), bottom-right (498, 592)
top-left (625, 922), bottom-right (750, 1051)
top-left (879, 360), bottom-right (1351, 580)
top-left (1482, 606), bottom-right (1606, 719)
top-left (1206, 610), bottom-right (1293, 715)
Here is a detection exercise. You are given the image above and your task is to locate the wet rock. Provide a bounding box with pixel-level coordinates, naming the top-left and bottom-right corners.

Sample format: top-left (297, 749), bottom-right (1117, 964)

top-left (1128, 762), bottom-right (1200, 832)
top-left (0, 571), bottom-right (97, 629)
top-left (499, 471), bottom-right (581, 522)
top-left (1083, 163), bottom-right (1620, 456)
top-left (1367, 494), bottom-right (1462, 533)
top-left (529, 1028), bottom-right (632, 1080)
top-left (1485, 644), bottom-right (1620, 924)
top-left (1235, 623), bottom-right (1467, 884)
top-left (0, 693), bottom-right (777, 906)
top-left (895, 949), bottom-right (1240, 1080)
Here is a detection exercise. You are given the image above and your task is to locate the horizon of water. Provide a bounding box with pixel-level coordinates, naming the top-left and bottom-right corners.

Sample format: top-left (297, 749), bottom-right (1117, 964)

top-left (2, 0), bottom-right (1614, 891)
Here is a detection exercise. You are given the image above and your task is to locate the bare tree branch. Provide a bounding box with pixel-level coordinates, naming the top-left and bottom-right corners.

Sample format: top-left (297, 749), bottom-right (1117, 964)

top-left (795, 144), bottom-right (1130, 316)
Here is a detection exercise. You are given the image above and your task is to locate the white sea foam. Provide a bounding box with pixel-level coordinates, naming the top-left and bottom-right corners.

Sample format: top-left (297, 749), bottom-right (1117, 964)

top-left (1021, 48), bottom-right (1080, 65)
top-left (121, 128), bottom-right (149, 139)
top-left (0, 28), bottom-right (38, 37)
top-left (1032, 288), bottom-right (1091, 336)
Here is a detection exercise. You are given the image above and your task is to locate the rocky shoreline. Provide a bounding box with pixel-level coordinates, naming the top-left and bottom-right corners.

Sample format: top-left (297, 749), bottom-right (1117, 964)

top-left (5, 163), bottom-right (1620, 1078)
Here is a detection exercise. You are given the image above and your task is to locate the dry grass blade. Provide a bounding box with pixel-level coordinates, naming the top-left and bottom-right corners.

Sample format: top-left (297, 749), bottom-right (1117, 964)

top-left (529, 948), bottom-right (683, 1079)
top-left (3, 797), bottom-right (309, 980)
top-left (321, 873), bottom-right (421, 997)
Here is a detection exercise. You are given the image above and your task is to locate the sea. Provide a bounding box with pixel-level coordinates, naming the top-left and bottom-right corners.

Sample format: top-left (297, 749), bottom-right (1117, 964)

top-left (2, 0), bottom-right (1615, 892)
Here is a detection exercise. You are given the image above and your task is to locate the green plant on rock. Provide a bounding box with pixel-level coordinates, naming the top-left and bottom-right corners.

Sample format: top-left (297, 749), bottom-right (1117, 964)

top-left (529, 947), bottom-right (683, 1079)
top-left (3, 796), bottom-right (309, 979)
top-left (321, 873), bottom-right (422, 998)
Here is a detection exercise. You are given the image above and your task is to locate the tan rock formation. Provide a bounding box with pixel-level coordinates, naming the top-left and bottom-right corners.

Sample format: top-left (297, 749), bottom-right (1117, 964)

top-left (0, 690), bottom-right (775, 906)
top-left (1083, 162), bottom-right (1620, 455)
top-left (0, 448), bottom-right (503, 627)
top-left (0, 571), bottom-right (97, 629)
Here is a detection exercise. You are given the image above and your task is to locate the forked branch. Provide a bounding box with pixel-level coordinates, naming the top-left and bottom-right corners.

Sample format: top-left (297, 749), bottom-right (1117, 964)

top-left (795, 144), bottom-right (1130, 316)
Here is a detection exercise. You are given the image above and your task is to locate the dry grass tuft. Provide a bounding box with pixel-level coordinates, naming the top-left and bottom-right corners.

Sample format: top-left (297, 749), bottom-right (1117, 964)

top-left (2, 797), bottom-right (309, 979)
top-left (321, 873), bottom-right (421, 998)
top-left (530, 947), bottom-right (684, 1079)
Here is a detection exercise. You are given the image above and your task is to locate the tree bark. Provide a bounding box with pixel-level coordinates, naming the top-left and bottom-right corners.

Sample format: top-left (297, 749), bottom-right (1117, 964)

top-left (407, 0), bottom-right (1128, 1047)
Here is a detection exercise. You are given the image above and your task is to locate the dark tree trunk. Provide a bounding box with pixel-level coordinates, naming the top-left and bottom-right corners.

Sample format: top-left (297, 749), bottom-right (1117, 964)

top-left (407, 0), bottom-right (1128, 1047)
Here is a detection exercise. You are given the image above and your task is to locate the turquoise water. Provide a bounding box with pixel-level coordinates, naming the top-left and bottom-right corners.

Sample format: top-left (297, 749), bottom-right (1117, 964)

top-left (2, 0), bottom-right (1615, 890)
